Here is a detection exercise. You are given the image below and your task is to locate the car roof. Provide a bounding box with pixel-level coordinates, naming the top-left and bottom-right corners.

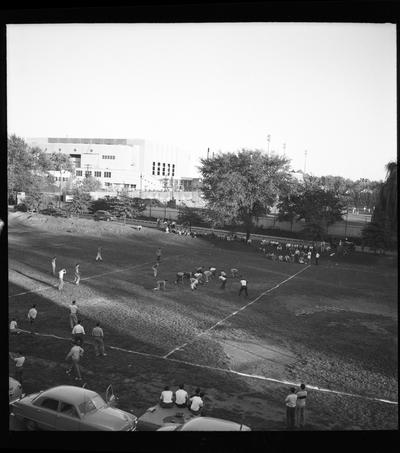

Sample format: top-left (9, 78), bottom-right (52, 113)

top-left (182, 417), bottom-right (247, 431)
top-left (37, 386), bottom-right (99, 405)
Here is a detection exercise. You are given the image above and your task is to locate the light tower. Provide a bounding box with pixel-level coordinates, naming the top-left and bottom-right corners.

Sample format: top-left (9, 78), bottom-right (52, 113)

top-left (267, 135), bottom-right (271, 157)
top-left (304, 150), bottom-right (308, 173)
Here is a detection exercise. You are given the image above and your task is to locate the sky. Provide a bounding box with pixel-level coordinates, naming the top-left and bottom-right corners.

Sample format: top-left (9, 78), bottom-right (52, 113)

top-left (7, 23), bottom-right (396, 181)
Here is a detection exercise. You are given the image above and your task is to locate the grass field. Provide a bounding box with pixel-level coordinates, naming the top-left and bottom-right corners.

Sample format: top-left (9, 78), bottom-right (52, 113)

top-left (8, 211), bottom-right (398, 430)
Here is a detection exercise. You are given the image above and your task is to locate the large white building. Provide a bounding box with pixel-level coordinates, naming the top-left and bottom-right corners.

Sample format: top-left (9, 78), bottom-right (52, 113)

top-left (26, 137), bottom-right (200, 191)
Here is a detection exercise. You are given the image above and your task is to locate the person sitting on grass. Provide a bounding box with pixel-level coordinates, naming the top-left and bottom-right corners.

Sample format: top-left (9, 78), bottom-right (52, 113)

top-left (189, 391), bottom-right (204, 416)
top-left (160, 385), bottom-right (174, 409)
top-left (9, 318), bottom-right (21, 335)
top-left (174, 384), bottom-right (189, 408)
top-left (153, 279), bottom-right (167, 291)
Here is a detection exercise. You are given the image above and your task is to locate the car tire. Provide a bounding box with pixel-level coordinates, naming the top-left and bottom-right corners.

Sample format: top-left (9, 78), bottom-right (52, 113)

top-left (24, 419), bottom-right (38, 431)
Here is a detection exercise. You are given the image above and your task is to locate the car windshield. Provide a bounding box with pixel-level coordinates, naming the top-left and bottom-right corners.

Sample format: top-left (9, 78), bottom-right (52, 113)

top-left (78, 394), bottom-right (106, 415)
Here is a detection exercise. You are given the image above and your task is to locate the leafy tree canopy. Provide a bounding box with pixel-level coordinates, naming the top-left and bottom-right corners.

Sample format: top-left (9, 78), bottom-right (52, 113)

top-left (74, 175), bottom-right (102, 193)
top-left (200, 150), bottom-right (291, 237)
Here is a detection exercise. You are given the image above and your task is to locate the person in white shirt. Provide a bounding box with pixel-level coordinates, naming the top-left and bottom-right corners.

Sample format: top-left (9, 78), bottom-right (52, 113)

top-left (65, 343), bottom-right (84, 380)
top-left (296, 383), bottom-right (308, 428)
top-left (209, 266), bottom-right (217, 277)
top-left (58, 268), bottom-right (67, 291)
top-left (174, 384), bottom-right (188, 408)
top-left (92, 322), bottom-right (107, 357)
top-left (69, 301), bottom-right (78, 329)
top-left (96, 246), bottom-right (103, 261)
top-left (238, 278), bottom-right (248, 297)
top-left (315, 252), bottom-right (320, 265)
top-left (51, 256), bottom-right (56, 276)
top-left (27, 305), bottom-right (38, 333)
top-left (152, 263), bottom-right (159, 278)
top-left (153, 280), bottom-right (167, 291)
top-left (9, 318), bottom-right (21, 335)
top-left (160, 385), bottom-right (174, 408)
top-left (285, 387), bottom-right (297, 429)
top-left (189, 392), bottom-right (204, 415)
top-left (190, 277), bottom-right (199, 291)
top-left (72, 320), bottom-right (85, 345)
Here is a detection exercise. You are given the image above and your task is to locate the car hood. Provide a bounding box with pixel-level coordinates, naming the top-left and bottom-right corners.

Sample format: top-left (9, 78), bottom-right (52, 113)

top-left (85, 406), bottom-right (136, 431)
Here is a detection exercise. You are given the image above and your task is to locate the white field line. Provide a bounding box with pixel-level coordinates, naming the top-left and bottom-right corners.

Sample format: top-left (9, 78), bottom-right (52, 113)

top-left (8, 256), bottom-right (182, 298)
top-left (13, 329), bottom-right (398, 406)
top-left (163, 265), bottom-right (312, 359)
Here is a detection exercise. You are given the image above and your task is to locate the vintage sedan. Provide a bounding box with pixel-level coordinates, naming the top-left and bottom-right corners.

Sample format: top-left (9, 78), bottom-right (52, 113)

top-left (10, 385), bottom-right (137, 431)
top-left (157, 416), bottom-right (251, 431)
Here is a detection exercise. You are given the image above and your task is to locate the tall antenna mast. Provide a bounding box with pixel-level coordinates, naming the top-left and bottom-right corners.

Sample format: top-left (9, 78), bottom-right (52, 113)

top-left (304, 150), bottom-right (308, 173)
top-left (267, 134), bottom-right (271, 157)
top-left (207, 148), bottom-right (210, 159)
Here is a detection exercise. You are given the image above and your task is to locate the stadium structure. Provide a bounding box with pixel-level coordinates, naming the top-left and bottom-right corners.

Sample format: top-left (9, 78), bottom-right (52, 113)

top-left (26, 137), bottom-right (201, 191)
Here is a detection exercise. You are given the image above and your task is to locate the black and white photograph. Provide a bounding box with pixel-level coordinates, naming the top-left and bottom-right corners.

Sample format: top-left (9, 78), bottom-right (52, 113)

top-left (5, 6), bottom-right (397, 439)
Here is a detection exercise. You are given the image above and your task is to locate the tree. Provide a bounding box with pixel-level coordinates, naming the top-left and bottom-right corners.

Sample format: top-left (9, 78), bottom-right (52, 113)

top-left (24, 192), bottom-right (46, 212)
top-left (65, 189), bottom-right (92, 217)
top-left (49, 152), bottom-right (74, 206)
top-left (7, 135), bottom-right (52, 203)
top-left (75, 176), bottom-right (102, 192)
top-left (109, 196), bottom-right (146, 219)
top-left (371, 161), bottom-right (397, 246)
top-left (277, 194), bottom-right (301, 232)
top-left (294, 187), bottom-right (344, 235)
top-left (361, 221), bottom-right (391, 252)
top-left (200, 150), bottom-right (292, 240)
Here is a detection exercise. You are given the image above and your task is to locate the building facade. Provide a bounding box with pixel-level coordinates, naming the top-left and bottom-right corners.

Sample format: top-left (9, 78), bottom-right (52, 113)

top-left (26, 137), bottom-right (199, 191)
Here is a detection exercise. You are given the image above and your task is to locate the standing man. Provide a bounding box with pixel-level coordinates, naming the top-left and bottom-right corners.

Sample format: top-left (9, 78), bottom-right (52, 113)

top-left (92, 322), bottom-right (107, 357)
top-left (69, 300), bottom-right (79, 330)
top-left (285, 387), bottom-right (297, 430)
top-left (65, 342), bottom-right (84, 381)
top-left (58, 268), bottom-right (67, 291)
top-left (72, 320), bottom-right (85, 345)
top-left (96, 246), bottom-right (103, 261)
top-left (296, 383), bottom-right (308, 428)
top-left (51, 256), bottom-right (57, 276)
top-left (156, 247), bottom-right (162, 263)
top-left (315, 252), bottom-right (320, 265)
top-left (238, 277), bottom-right (248, 297)
top-left (11, 351), bottom-right (26, 384)
top-left (73, 263), bottom-right (80, 286)
top-left (27, 305), bottom-right (38, 333)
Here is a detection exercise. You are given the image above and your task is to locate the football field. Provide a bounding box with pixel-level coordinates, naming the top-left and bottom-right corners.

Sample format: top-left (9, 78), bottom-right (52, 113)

top-left (8, 211), bottom-right (398, 430)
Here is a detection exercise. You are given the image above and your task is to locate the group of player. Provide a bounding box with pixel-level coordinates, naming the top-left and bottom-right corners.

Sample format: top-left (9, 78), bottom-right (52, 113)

top-left (151, 252), bottom-right (248, 296)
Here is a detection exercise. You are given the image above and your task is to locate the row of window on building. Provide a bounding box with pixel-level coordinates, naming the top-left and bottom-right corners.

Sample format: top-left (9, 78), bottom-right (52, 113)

top-left (152, 162), bottom-right (175, 177)
top-left (76, 170), bottom-right (112, 178)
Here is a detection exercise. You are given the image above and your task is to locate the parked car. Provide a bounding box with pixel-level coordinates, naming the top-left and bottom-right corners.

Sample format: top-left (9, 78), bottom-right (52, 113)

top-left (10, 385), bottom-right (137, 431)
top-left (14, 203), bottom-right (28, 212)
top-left (137, 404), bottom-right (195, 431)
top-left (9, 377), bottom-right (23, 403)
top-left (157, 416), bottom-right (251, 431)
top-left (39, 207), bottom-right (68, 217)
top-left (93, 210), bottom-right (116, 221)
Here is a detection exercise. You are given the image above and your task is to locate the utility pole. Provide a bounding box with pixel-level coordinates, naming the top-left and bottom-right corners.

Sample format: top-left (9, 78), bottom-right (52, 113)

top-left (304, 150), bottom-right (308, 173)
top-left (267, 135), bottom-right (271, 157)
top-left (139, 173), bottom-right (143, 198)
top-left (207, 148), bottom-right (210, 159)
top-left (283, 143), bottom-right (286, 156)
